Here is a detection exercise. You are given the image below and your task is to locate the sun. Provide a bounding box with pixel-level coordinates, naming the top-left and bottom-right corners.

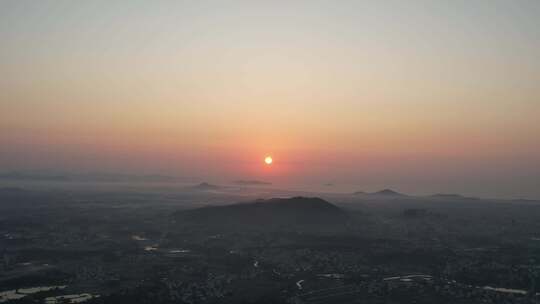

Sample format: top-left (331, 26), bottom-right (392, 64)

top-left (264, 156), bottom-right (273, 165)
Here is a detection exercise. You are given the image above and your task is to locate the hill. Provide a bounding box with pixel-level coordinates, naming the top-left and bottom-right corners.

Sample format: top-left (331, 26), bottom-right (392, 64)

top-left (353, 189), bottom-right (406, 197)
top-left (173, 197), bottom-right (350, 233)
top-left (372, 189), bottom-right (405, 196)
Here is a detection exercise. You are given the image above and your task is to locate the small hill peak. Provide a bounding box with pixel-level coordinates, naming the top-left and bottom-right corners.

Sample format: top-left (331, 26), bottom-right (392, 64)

top-left (372, 189), bottom-right (404, 196)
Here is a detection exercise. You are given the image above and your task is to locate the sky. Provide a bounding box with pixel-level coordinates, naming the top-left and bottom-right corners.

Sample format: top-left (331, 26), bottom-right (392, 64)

top-left (1, 0), bottom-right (539, 198)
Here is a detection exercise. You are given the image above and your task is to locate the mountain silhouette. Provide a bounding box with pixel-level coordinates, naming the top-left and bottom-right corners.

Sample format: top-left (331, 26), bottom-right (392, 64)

top-left (371, 189), bottom-right (405, 196)
top-left (173, 197), bottom-right (349, 233)
top-left (352, 189), bottom-right (405, 196)
top-left (430, 193), bottom-right (479, 200)
top-left (430, 193), bottom-right (465, 199)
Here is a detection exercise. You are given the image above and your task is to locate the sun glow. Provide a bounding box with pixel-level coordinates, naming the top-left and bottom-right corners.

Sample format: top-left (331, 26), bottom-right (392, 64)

top-left (264, 156), bottom-right (273, 165)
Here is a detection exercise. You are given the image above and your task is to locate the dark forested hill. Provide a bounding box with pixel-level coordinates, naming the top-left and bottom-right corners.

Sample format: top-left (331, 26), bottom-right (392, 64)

top-left (173, 196), bottom-right (350, 233)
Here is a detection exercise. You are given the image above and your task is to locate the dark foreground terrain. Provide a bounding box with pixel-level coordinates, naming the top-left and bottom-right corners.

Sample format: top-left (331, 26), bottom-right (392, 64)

top-left (1, 184), bottom-right (540, 303)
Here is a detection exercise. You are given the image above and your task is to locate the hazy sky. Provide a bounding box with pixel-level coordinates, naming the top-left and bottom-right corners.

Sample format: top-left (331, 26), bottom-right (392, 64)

top-left (1, 1), bottom-right (539, 198)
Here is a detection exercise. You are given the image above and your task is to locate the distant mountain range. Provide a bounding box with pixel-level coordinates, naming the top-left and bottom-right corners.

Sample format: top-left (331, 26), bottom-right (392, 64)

top-left (429, 193), bottom-right (479, 200)
top-left (353, 189), bottom-right (406, 197)
top-left (173, 197), bottom-right (350, 233)
top-left (0, 171), bottom-right (69, 181)
top-left (189, 182), bottom-right (222, 191)
top-left (350, 190), bottom-right (493, 201)
top-left (0, 171), bottom-right (177, 183)
top-left (374, 189), bottom-right (405, 196)
top-left (351, 189), bottom-right (487, 200)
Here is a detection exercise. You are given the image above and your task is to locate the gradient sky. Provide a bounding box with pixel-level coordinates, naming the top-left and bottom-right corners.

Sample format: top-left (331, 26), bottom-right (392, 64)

top-left (1, 0), bottom-right (539, 198)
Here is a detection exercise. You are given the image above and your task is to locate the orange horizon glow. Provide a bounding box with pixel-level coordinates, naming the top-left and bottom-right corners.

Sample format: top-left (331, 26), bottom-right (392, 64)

top-left (1, 1), bottom-right (539, 198)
